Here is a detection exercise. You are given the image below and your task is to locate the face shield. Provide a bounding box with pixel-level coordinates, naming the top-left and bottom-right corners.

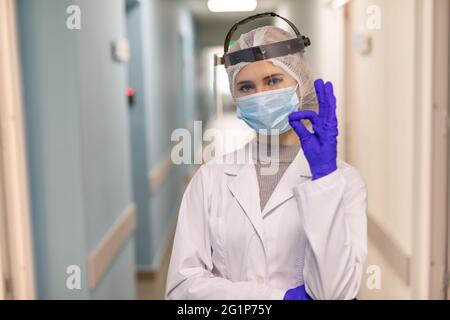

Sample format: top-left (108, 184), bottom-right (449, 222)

top-left (214, 12), bottom-right (318, 137)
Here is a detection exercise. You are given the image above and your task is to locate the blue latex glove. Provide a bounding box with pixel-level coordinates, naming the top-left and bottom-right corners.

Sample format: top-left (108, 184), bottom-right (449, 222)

top-left (284, 285), bottom-right (313, 300)
top-left (288, 79), bottom-right (338, 181)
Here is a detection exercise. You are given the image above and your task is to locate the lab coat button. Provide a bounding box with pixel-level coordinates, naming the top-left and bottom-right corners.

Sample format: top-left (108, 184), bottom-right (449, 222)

top-left (257, 276), bottom-right (265, 285)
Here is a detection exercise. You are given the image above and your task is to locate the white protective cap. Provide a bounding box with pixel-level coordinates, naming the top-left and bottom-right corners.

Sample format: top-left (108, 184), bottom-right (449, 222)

top-left (225, 26), bottom-right (317, 110)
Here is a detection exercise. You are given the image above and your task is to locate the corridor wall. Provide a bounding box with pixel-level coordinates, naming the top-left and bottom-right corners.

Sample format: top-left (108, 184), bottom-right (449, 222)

top-left (18, 0), bottom-right (136, 299)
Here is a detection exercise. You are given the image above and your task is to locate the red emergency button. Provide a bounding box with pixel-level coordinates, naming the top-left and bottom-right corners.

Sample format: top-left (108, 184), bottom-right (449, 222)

top-left (126, 87), bottom-right (136, 107)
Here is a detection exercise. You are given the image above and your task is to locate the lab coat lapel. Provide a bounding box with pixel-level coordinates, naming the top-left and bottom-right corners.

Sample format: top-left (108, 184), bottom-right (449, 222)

top-left (261, 148), bottom-right (312, 218)
top-left (224, 144), bottom-right (266, 251)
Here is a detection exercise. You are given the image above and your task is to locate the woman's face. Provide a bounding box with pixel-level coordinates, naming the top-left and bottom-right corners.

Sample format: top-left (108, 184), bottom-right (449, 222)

top-left (234, 60), bottom-right (298, 99)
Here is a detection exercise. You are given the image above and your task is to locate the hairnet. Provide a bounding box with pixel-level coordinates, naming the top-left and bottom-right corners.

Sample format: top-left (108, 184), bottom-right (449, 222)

top-left (225, 26), bottom-right (317, 110)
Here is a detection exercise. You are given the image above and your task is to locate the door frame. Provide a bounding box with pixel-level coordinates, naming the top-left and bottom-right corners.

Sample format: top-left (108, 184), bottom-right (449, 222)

top-left (343, 0), bottom-right (356, 164)
top-left (429, 0), bottom-right (450, 300)
top-left (0, 0), bottom-right (35, 299)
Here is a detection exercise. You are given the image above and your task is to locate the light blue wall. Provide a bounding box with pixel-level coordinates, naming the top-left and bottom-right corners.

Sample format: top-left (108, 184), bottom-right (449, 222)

top-left (143, 0), bottom-right (197, 271)
top-left (18, 0), bottom-right (136, 299)
top-left (18, 0), bottom-right (199, 298)
top-left (124, 0), bottom-right (198, 271)
top-left (126, 0), bottom-right (152, 266)
top-left (178, 2), bottom-right (198, 127)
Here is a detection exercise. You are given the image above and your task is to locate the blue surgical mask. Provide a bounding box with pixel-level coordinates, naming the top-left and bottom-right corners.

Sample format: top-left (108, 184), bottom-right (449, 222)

top-left (236, 84), bottom-right (300, 134)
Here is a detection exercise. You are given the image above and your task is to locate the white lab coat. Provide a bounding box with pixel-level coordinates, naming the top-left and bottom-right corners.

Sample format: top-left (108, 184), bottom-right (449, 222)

top-left (165, 141), bottom-right (367, 300)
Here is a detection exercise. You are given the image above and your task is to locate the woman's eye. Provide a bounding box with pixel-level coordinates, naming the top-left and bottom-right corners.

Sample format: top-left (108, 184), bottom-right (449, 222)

top-left (239, 84), bottom-right (255, 93)
top-left (268, 77), bottom-right (283, 86)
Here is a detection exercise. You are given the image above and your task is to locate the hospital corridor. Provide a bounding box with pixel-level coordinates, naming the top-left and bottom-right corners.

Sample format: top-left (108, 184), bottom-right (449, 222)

top-left (1, 0), bottom-right (450, 301)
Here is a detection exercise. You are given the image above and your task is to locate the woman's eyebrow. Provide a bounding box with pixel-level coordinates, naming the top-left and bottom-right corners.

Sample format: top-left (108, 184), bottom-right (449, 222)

top-left (263, 73), bottom-right (284, 81)
top-left (236, 74), bottom-right (284, 86)
top-left (236, 80), bottom-right (254, 86)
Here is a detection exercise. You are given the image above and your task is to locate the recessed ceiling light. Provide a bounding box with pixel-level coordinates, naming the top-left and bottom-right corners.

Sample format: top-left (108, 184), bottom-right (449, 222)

top-left (327, 0), bottom-right (351, 9)
top-left (207, 0), bottom-right (258, 13)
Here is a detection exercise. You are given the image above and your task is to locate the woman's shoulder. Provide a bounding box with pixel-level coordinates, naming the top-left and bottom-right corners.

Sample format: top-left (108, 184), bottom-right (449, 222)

top-left (189, 147), bottom-right (245, 183)
top-left (337, 159), bottom-right (367, 190)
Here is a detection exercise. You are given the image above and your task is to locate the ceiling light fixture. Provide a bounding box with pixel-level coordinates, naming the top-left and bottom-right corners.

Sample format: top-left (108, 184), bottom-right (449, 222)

top-left (207, 0), bottom-right (258, 13)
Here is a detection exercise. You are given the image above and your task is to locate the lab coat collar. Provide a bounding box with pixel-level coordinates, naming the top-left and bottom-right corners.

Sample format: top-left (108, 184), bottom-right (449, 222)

top-left (224, 140), bottom-right (312, 249)
top-left (222, 140), bottom-right (311, 177)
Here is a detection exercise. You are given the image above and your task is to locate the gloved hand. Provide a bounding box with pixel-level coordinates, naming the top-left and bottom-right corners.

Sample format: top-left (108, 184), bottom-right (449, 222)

top-left (284, 285), bottom-right (313, 300)
top-left (288, 79), bottom-right (338, 181)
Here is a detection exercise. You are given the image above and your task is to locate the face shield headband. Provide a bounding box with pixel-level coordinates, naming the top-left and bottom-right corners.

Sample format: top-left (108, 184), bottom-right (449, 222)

top-left (214, 12), bottom-right (311, 68)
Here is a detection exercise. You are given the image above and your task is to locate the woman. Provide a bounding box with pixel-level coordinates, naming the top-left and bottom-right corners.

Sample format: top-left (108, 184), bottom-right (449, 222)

top-left (165, 25), bottom-right (367, 300)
